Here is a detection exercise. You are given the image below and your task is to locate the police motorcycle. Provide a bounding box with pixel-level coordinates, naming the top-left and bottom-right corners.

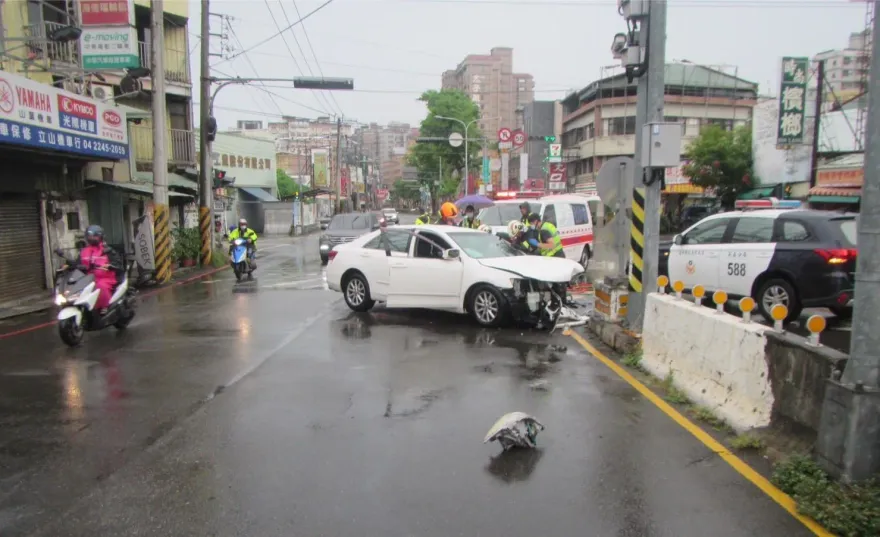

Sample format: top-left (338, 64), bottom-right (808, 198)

top-left (53, 247), bottom-right (137, 347)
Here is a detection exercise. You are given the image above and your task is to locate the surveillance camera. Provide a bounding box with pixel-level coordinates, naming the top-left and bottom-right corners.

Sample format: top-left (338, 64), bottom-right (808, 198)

top-left (611, 32), bottom-right (628, 57)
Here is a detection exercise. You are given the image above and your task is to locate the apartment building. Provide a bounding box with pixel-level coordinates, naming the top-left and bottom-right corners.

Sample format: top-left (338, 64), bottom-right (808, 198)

top-left (813, 31), bottom-right (870, 106)
top-left (561, 64), bottom-right (757, 194)
top-left (441, 47), bottom-right (534, 138)
top-left (0, 0), bottom-right (195, 301)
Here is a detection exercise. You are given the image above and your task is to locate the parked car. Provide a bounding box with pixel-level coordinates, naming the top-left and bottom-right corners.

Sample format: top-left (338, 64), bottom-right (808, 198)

top-left (382, 207), bottom-right (399, 224)
top-left (319, 212), bottom-right (384, 265)
top-left (659, 205), bottom-right (857, 322)
top-left (477, 194), bottom-right (595, 267)
top-left (324, 225), bottom-right (585, 327)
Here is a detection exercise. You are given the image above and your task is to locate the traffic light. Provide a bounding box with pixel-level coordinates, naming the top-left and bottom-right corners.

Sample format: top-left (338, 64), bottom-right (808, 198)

top-left (294, 77), bottom-right (354, 90)
top-left (213, 168), bottom-right (231, 187)
top-left (544, 136), bottom-right (556, 143)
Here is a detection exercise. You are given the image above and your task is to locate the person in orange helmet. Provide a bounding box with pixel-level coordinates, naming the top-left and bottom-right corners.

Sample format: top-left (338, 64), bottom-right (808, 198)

top-left (438, 202), bottom-right (459, 225)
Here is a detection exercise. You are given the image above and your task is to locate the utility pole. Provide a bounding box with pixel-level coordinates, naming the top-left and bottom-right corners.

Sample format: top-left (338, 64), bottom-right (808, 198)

top-left (198, 0), bottom-right (213, 267)
top-left (816, 0), bottom-right (880, 483)
top-left (625, 0), bottom-right (667, 330)
top-left (335, 117), bottom-right (342, 213)
top-left (150, 0), bottom-right (171, 284)
top-left (809, 59), bottom-right (825, 188)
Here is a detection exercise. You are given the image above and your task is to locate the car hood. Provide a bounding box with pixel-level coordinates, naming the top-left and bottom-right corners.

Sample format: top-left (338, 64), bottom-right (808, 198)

top-left (477, 256), bottom-right (584, 282)
top-left (323, 229), bottom-right (371, 238)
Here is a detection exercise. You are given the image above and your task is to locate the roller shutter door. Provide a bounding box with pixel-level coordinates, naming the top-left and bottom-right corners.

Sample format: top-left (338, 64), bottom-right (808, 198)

top-left (0, 195), bottom-right (46, 301)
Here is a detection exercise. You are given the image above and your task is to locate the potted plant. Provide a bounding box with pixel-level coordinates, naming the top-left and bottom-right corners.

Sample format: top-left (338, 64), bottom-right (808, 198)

top-left (172, 227), bottom-right (201, 267)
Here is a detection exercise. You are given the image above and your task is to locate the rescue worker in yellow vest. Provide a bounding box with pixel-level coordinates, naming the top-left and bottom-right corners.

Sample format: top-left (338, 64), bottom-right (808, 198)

top-left (438, 202), bottom-right (459, 225)
top-left (519, 202), bottom-right (532, 225)
top-left (526, 213), bottom-right (564, 258)
top-left (459, 204), bottom-right (481, 229)
top-left (415, 210), bottom-right (433, 225)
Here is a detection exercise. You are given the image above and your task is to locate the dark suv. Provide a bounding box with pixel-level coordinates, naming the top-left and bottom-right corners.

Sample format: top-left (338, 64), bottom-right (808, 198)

top-left (319, 213), bottom-right (383, 265)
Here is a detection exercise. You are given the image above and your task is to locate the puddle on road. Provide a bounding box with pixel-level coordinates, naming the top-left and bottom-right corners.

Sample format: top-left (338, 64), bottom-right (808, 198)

top-left (485, 448), bottom-right (544, 484)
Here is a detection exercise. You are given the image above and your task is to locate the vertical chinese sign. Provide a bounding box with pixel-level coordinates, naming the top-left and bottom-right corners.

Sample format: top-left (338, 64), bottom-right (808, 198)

top-left (776, 57), bottom-right (808, 147)
top-left (312, 148), bottom-right (329, 188)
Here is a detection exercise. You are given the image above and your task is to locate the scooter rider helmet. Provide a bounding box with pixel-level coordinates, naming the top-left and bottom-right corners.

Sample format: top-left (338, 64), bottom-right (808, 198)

top-left (238, 218), bottom-right (248, 231)
top-left (85, 224), bottom-right (104, 246)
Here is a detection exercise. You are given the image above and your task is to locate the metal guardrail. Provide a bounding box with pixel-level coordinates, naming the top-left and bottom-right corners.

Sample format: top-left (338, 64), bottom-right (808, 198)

top-left (130, 125), bottom-right (196, 164)
top-left (137, 41), bottom-right (191, 84)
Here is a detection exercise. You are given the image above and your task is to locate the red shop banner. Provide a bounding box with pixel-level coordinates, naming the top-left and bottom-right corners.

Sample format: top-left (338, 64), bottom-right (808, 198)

top-left (341, 168), bottom-right (350, 197)
top-left (80, 0), bottom-right (133, 26)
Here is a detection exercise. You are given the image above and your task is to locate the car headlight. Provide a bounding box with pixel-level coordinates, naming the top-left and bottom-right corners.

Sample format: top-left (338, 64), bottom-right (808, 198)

top-left (320, 243), bottom-right (330, 251)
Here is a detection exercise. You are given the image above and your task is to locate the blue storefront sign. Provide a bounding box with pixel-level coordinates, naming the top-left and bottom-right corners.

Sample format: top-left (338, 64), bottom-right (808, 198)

top-left (0, 71), bottom-right (129, 160)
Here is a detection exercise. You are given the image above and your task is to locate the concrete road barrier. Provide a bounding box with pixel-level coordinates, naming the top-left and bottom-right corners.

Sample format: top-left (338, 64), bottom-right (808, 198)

top-left (643, 293), bottom-right (775, 431)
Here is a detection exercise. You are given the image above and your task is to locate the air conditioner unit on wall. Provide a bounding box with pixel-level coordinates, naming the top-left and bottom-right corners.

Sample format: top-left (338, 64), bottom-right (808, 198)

top-left (90, 84), bottom-right (114, 101)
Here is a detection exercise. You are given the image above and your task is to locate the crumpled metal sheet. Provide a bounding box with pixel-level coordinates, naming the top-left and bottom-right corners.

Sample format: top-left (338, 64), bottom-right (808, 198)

top-left (484, 412), bottom-right (545, 450)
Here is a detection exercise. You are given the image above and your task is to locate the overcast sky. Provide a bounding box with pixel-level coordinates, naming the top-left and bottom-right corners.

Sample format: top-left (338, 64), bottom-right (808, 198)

top-left (189, 0), bottom-right (866, 130)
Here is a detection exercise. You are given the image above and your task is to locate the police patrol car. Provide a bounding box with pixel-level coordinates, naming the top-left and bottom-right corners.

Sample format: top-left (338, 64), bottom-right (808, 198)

top-left (659, 198), bottom-right (857, 323)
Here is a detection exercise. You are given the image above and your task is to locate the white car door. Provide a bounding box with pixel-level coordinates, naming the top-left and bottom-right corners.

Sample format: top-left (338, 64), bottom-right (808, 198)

top-left (359, 229), bottom-right (413, 299)
top-left (668, 216), bottom-right (734, 291)
top-left (386, 230), bottom-right (463, 310)
top-left (717, 215), bottom-right (777, 297)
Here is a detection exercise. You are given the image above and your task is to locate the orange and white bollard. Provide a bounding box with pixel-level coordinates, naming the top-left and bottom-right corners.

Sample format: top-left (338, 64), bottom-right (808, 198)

top-left (712, 290), bottom-right (728, 313)
top-left (739, 297), bottom-right (756, 323)
top-left (692, 285), bottom-right (706, 307)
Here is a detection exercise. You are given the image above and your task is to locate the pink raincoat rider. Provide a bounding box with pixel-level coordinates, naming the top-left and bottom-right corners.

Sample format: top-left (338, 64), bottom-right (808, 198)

top-left (80, 225), bottom-right (117, 311)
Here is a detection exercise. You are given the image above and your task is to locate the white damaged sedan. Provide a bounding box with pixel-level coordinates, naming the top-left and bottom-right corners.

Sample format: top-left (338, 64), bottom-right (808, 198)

top-left (325, 225), bottom-right (585, 328)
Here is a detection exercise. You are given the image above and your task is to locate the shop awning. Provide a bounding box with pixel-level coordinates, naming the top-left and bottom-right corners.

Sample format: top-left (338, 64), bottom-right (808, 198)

top-left (808, 186), bottom-right (861, 204)
top-left (238, 186), bottom-right (278, 202)
top-left (737, 186), bottom-right (776, 200)
top-left (86, 178), bottom-right (192, 198)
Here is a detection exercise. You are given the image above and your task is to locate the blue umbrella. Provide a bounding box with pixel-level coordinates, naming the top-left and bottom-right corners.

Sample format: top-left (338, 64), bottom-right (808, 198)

top-left (455, 194), bottom-right (494, 210)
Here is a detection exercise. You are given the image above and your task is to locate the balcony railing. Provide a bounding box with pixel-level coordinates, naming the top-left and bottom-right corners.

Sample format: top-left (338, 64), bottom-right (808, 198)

top-left (137, 41), bottom-right (191, 84)
top-left (21, 21), bottom-right (79, 64)
top-left (130, 126), bottom-right (196, 168)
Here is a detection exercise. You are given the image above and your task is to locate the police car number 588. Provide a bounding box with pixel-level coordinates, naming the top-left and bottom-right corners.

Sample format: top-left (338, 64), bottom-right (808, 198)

top-left (660, 200), bottom-right (857, 323)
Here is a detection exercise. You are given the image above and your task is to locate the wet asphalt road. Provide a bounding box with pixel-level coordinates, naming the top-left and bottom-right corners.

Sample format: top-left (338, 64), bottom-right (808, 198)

top-left (0, 230), bottom-right (815, 537)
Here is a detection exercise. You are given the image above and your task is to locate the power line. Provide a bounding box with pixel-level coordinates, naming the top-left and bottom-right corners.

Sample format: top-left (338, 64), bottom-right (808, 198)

top-left (254, 84), bottom-right (575, 95)
top-left (262, 0), bottom-right (340, 116)
top-left (209, 67), bottom-right (336, 117)
top-left (286, 0), bottom-right (344, 116)
top-left (377, 0), bottom-right (862, 6)
top-left (227, 24), bottom-right (285, 115)
top-left (212, 0), bottom-right (337, 67)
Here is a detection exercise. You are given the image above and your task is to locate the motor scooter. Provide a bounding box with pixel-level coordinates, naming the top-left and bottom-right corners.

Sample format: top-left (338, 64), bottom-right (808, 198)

top-left (53, 249), bottom-right (137, 347)
top-left (229, 238), bottom-right (255, 281)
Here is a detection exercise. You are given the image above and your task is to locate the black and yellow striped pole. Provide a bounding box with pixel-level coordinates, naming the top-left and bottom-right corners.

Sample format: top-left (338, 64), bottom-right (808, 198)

top-left (199, 206), bottom-right (212, 266)
top-left (149, 0), bottom-right (171, 284)
top-left (153, 203), bottom-right (172, 283)
top-left (628, 187), bottom-right (646, 295)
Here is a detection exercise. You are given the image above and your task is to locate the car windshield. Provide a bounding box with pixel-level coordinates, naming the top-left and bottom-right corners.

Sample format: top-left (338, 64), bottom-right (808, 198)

top-left (834, 218), bottom-right (858, 246)
top-left (478, 204), bottom-right (526, 226)
top-left (382, 208), bottom-right (395, 214)
top-left (329, 214), bottom-right (371, 230)
top-left (447, 232), bottom-right (523, 259)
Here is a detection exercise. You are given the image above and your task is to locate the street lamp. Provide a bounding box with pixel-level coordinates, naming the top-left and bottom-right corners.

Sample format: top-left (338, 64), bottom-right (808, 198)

top-left (435, 115), bottom-right (480, 182)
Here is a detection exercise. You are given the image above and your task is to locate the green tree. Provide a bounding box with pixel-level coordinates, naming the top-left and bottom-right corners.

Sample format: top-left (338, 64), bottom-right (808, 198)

top-left (276, 168), bottom-right (300, 199)
top-left (391, 180), bottom-right (420, 206)
top-left (682, 125), bottom-right (757, 209)
top-left (407, 89), bottom-right (482, 211)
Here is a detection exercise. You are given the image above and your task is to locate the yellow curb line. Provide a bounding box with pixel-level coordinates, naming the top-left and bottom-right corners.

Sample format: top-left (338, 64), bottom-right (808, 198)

top-left (563, 328), bottom-right (835, 537)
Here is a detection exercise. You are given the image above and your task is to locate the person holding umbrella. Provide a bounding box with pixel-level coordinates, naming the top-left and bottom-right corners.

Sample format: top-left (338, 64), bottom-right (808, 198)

top-left (459, 204), bottom-right (482, 229)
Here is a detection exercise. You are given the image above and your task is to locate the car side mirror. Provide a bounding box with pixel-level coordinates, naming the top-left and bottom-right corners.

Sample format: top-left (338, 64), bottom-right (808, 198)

top-left (673, 234), bottom-right (683, 246)
top-left (443, 248), bottom-right (461, 260)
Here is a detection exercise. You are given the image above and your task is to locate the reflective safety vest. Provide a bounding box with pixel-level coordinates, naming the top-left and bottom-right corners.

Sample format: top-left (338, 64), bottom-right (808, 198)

top-left (415, 213), bottom-right (432, 225)
top-left (460, 217), bottom-right (481, 229)
top-left (539, 222), bottom-right (563, 257)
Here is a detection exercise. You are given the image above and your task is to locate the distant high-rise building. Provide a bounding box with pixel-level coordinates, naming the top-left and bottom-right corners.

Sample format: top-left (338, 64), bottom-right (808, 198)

top-left (236, 120), bottom-right (264, 130)
top-left (441, 47), bottom-right (535, 138)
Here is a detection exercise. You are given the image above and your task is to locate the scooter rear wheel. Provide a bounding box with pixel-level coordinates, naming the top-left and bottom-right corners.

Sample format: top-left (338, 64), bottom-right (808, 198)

top-left (59, 318), bottom-right (83, 347)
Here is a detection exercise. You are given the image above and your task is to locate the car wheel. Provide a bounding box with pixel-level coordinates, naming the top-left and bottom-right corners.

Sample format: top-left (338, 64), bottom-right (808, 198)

top-left (343, 272), bottom-right (375, 312)
top-left (757, 278), bottom-right (801, 323)
top-left (469, 285), bottom-right (507, 328)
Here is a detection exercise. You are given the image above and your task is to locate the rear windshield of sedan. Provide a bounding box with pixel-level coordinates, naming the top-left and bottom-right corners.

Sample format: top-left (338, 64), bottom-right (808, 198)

top-left (447, 232), bottom-right (523, 259)
top-left (329, 214), bottom-right (371, 230)
top-left (478, 204), bottom-right (526, 226)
